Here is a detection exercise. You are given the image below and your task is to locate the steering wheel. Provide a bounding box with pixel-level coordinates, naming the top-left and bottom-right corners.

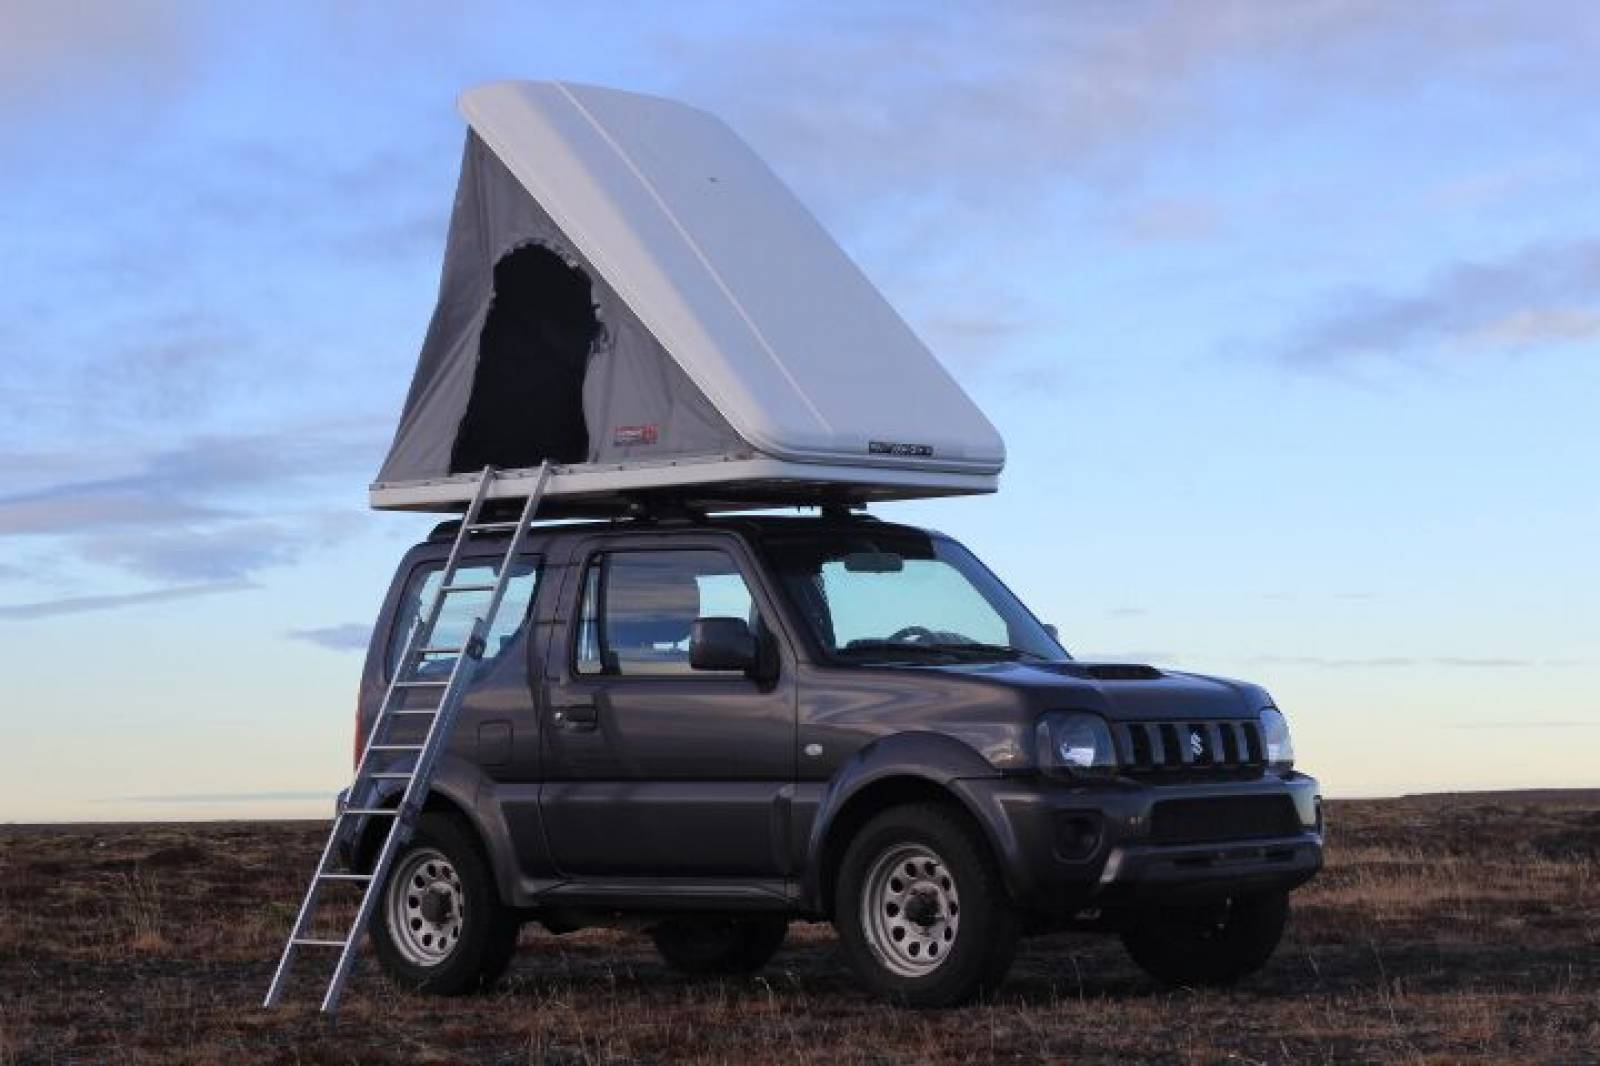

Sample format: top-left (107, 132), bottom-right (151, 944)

top-left (886, 625), bottom-right (937, 644)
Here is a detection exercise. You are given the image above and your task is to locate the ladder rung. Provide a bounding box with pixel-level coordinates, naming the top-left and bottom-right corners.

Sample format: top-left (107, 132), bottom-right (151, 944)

top-left (317, 872), bottom-right (375, 881)
top-left (469, 521), bottom-right (522, 532)
top-left (367, 744), bottom-right (424, 752)
top-left (292, 938), bottom-right (349, 949)
top-left (340, 807), bottom-right (398, 817)
top-left (417, 646), bottom-right (462, 655)
top-left (387, 708), bottom-right (437, 716)
top-left (394, 680), bottom-right (447, 688)
top-left (441, 583), bottom-right (495, 593)
top-left (367, 772), bottom-right (413, 780)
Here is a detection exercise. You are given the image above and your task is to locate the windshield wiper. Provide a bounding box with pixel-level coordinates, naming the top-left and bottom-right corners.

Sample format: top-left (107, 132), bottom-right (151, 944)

top-left (920, 642), bottom-right (1049, 662)
top-left (838, 641), bottom-right (1047, 664)
top-left (836, 642), bottom-right (967, 663)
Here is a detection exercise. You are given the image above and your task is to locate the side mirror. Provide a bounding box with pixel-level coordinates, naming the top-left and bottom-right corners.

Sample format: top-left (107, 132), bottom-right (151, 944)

top-left (1043, 624), bottom-right (1060, 643)
top-left (690, 617), bottom-right (757, 672)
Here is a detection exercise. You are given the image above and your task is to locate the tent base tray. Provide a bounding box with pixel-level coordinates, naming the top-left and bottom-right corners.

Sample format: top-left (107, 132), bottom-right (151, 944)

top-left (369, 454), bottom-right (996, 516)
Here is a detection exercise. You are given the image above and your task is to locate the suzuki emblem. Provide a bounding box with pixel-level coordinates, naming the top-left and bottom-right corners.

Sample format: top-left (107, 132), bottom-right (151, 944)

top-left (1189, 730), bottom-right (1205, 759)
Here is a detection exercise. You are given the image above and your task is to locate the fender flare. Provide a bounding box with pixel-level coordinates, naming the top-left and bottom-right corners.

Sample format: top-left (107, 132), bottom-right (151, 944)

top-left (357, 754), bottom-right (520, 906)
top-left (801, 731), bottom-right (1022, 912)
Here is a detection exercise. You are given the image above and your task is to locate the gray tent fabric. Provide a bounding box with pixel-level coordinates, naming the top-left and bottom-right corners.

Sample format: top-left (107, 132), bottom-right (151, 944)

top-left (376, 132), bottom-right (742, 485)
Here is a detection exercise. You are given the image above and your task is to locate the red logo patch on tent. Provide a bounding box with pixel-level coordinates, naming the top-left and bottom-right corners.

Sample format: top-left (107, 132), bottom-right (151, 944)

top-left (613, 424), bottom-right (659, 446)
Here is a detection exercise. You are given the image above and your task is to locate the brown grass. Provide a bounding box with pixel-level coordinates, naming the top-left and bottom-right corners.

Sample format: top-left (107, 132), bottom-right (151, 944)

top-left (1, 793), bottom-right (1597, 1063)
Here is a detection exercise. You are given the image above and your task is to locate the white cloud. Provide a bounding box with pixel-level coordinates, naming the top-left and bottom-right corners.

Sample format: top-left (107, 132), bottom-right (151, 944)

top-left (0, 579), bottom-right (253, 620)
top-left (287, 623), bottom-right (373, 652)
top-left (1277, 238), bottom-right (1600, 365)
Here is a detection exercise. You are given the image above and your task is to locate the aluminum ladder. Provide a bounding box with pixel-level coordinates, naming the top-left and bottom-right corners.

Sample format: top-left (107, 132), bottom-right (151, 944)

top-left (263, 462), bottom-right (552, 1013)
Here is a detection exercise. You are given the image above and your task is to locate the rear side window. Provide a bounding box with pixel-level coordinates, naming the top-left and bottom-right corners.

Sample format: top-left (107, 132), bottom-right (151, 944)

top-left (387, 559), bottom-right (539, 681)
top-left (574, 549), bottom-right (756, 677)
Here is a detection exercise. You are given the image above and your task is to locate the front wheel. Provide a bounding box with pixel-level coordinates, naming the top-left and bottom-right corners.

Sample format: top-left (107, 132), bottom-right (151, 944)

top-left (834, 804), bottom-right (1018, 1007)
top-left (370, 812), bottom-right (520, 994)
top-left (1119, 891), bottom-right (1289, 986)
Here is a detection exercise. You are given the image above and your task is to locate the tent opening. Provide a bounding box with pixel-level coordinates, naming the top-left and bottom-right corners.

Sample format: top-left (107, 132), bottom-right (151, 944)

top-left (450, 243), bottom-right (601, 473)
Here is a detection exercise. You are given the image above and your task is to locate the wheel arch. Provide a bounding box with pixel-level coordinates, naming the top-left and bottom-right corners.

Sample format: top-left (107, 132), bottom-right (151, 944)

top-left (352, 757), bottom-right (519, 906)
top-left (803, 732), bottom-right (1022, 916)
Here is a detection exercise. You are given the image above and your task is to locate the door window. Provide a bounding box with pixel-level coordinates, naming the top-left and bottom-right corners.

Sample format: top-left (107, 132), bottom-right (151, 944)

top-left (387, 559), bottom-right (539, 681)
top-left (574, 549), bottom-right (757, 677)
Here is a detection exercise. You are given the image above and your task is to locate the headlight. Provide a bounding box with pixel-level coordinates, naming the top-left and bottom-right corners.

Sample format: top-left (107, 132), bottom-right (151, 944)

top-left (1036, 712), bottom-right (1117, 776)
top-left (1259, 708), bottom-right (1294, 770)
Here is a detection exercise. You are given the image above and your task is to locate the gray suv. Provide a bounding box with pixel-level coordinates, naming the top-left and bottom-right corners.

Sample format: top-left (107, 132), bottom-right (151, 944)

top-left (342, 512), bottom-right (1322, 1006)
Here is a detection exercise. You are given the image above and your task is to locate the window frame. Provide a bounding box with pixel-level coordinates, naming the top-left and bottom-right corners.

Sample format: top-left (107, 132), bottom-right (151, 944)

top-left (382, 550), bottom-right (545, 685)
top-left (563, 538), bottom-right (777, 684)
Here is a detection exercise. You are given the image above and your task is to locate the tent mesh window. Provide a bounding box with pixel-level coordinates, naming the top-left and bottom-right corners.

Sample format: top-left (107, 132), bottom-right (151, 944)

top-left (451, 244), bottom-right (601, 472)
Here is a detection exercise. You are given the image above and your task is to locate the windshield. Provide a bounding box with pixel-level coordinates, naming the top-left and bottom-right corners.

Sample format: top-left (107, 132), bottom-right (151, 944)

top-left (762, 529), bottom-right (1069, 665)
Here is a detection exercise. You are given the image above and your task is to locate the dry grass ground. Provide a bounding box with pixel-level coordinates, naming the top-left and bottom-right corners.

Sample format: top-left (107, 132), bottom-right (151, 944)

top-left (2, 793), bottom-right (1597, 1064)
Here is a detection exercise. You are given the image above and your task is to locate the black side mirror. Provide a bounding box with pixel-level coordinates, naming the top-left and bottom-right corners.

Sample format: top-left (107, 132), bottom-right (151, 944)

top-left (690, 617), bottom-right (757, 672)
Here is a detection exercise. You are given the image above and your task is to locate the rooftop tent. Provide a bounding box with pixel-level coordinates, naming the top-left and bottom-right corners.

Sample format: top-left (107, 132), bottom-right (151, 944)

top-left (373, 81), bottom-right (1005, 513)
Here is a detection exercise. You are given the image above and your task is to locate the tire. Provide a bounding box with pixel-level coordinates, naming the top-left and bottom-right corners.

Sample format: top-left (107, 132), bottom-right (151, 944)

top-left (1119, 891), bottom-right (1289, 987)
top-left (650, 916), bottom-right (788, 975)
top-left (834, 804), bottom-right (1018, 1007)
top-left (370, 812), bottom-right (521, 995)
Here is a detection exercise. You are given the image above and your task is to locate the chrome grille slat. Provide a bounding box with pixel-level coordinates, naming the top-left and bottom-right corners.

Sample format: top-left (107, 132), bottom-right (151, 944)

top-left (1118, 719), bottom-right (1266, 781)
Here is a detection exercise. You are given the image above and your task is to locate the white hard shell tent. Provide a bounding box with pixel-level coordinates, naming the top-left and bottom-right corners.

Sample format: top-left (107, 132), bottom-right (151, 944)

top-left (372, 81), bottom-right (1005, 513)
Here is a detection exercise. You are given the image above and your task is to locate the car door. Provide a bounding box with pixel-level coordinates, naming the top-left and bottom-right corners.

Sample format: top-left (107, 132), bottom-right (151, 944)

top-left (538, 533), bottom-right (796, 879)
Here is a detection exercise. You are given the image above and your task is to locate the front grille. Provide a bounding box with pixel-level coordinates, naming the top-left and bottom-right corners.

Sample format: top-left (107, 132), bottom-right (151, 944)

top-left (1117, 720), bottom-right (1265, 781)
top-left (1149, 795), bottom-right (1302, 845)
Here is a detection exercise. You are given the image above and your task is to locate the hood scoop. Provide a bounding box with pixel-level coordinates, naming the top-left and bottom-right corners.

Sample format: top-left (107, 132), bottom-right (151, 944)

top-left (1080, 663), bottom-right (1165, 681)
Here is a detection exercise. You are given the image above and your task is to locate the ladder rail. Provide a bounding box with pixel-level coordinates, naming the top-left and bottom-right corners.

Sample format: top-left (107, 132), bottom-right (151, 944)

top-left (350, 467), bottom-right (497, 780)
top-left (264, 463), bottom-right (552, 1013)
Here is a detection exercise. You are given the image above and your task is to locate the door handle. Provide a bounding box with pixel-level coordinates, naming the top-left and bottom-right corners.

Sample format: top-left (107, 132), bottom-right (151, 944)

top-left (550, 700), bottom-right (599, 728)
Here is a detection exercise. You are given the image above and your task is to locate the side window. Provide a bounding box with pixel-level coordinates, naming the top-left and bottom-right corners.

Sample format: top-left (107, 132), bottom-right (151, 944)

top-left (574, 549), bottom-right (756, 677)
top-left (387, 559), bottom-right (539, 680)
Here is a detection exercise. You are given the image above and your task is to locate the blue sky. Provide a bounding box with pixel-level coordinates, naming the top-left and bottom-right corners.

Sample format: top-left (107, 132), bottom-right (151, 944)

top-left (2, 1), bottom-right (1596, 821)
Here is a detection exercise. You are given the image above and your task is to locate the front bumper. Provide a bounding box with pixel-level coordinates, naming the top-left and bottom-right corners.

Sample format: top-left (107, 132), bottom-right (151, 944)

top-left (955, 771), bottom-right (1323, 911)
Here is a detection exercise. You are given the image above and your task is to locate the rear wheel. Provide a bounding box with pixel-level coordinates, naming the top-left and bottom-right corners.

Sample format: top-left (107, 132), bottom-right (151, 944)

top-left (370, 812), bottom-right (520, 994)
top-left (834, 804), bottom-right (1018, 1007)
top-left (650, 916), bottom-right (788, 975)
top-left (1119, 891), bottom-right (1289, 986)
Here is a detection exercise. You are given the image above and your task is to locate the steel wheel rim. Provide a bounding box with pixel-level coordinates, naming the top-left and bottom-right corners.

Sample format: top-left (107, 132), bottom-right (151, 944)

top-left (385, 847), bottom-right (465, 967)
top-left (860, 842), bottom-right (960, 977)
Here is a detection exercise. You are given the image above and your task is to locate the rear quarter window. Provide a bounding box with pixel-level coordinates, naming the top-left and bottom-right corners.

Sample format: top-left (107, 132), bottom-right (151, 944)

top-left (386, 557), bottom-right (540, 681)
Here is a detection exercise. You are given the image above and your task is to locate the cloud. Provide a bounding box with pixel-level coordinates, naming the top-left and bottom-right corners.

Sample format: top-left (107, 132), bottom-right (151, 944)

top-left (1465, 308), bottom-right (1600, 351)
top-left (79, 524), bottom-right (314, 582)
top-left (1264, 656), bottom-right (1419, 668)
top-left (1277, 238), bottom-right (1600, 365)
top-left (287, 623), bottom-right (373, 652)
top-left (1446, 721), bottom-right (1599, 730)
top-left (102, 789), bottom-right (330, 805)
top-left (0, 424), bottom-right (384, 585)
top-left (0, 580), bottom-right (253, 620)
top-left (1247, 655), bottom-right (1583, 669)
top-left (1119, 199), bottom-right (1224, 243)
top-left (1078, 650), bottom-right (1182, 665)
top-left (0, 489), bottom-right (227, 536)
top-left (0, 1), bottom-right (199, 115)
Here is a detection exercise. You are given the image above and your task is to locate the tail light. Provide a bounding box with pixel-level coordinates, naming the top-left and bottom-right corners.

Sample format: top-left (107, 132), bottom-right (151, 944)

top-left (354, 697), bottom-right (368, 769)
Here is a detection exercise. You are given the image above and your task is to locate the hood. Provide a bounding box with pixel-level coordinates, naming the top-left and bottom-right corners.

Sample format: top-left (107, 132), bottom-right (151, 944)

top-left (912, 660), bottom-right (1273, 722)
